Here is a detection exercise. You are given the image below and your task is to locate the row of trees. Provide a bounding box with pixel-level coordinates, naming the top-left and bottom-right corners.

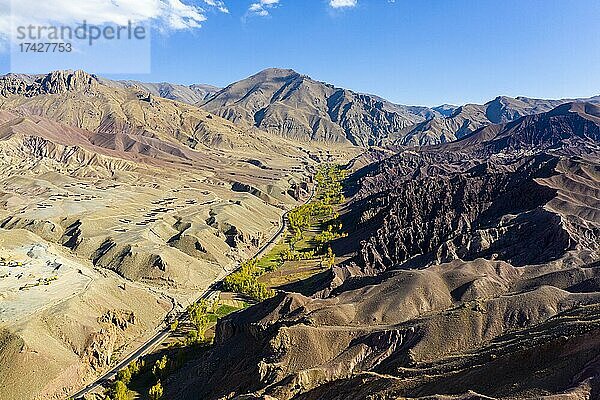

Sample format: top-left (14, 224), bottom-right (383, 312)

top-left (222, 259), bottom-right (275, 301)
top-left (314, 164), bottom-right (347, 206)
top-left (289, 165), bottom-right (346, 239)
top-left (314, 222), bottom-right (346, 252)
top-left (187, 300), bottom-right (211, 343)
top-left (221, 164), bottom-right (348, 301)
top-left (105, 356), bottom-right (164, 400)
top-left (280, 247), bottom-right (315, 261)
top-left (146, 356), bottom-right (169, 400)
top-left (288, 201), bottom-right (335, 240)
top-left (105, 359), bottom-right (143, 400)
top-left (285, 164), bottom-right (347, 261)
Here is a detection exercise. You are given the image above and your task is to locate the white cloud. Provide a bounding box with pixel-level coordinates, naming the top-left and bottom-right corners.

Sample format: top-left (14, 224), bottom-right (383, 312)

top-left (329, 0), bottom-right (357, 8)
top-left (203, 0), bottom-right (229, 13)
top-left (248, 0), bottom-right (280, 17)
top-left (0, 0), bottom-right (229, 41)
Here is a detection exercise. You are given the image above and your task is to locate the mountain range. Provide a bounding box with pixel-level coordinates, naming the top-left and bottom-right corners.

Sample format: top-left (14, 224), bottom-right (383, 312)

top-left (4, 68), bottom-right (598, 148)
top-left (199, 67), bottom-right (600, 146)
top-left (0, 69), bottom-right (348, 400)
top-left (0, 67), bottom-right (598, 400)
top-left (165, 101), bottom-right (600, 400)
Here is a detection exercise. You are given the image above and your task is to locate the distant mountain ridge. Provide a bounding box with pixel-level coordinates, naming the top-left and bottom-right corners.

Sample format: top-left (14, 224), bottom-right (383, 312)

top-left (199, 67), bottom-right (600, 146)
top-left (445, 101), bottom-right (600, 156)
top-left (1, 69), bottom-right (599, 147)
top-left (100, 79), bottom-right (221, 104)
top-left (0, 70), bottom-right (304, 154)
top-left (200, 68), bottom-right (431, 146)
top-left (0, 70), bottom-right (98, 97)
top-left (395, 95), bottom-right (600, 146)
top-left (0, 70), bottom-right (221, 105)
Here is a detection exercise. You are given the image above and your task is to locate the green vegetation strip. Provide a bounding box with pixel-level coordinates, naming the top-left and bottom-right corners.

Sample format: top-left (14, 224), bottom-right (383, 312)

top-left (222, 164), bottom-right (347, 301)
top-left (103, 299), bottom-right (245, 400)
top-left (102, 164), bottom-right (348, 400)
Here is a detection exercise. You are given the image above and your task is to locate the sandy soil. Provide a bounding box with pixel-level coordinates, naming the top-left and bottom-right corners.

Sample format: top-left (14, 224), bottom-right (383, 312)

top-left (0, 237), bottom-right (91, 324)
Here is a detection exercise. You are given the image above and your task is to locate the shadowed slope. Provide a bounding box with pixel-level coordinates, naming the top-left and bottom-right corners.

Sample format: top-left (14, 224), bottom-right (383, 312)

top-left (164, 103), bottom-right (600, 400)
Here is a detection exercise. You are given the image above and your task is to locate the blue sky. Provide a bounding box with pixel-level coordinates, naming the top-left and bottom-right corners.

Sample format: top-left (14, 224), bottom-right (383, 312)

top-left (1, 0), bottom-right (599, 106)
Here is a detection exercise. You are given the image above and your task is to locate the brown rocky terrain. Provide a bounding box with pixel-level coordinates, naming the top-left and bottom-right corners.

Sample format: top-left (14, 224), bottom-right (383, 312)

top-left (100, 79), bottom-right (220, 105)
top-left (164, 102), bottom-right (600, 399)
top-left (200, 68), bottom-right (434, 146)
top-left (0, 70), bottom-right (359, 400)
top-left (1, 67), bottom-right (599, 400)
top-left (200, 68), bottom-right (600, 147)
top-left (4, 69), bottom-right (598, 149)
top-left (393, 95), bottom-right (600, 147)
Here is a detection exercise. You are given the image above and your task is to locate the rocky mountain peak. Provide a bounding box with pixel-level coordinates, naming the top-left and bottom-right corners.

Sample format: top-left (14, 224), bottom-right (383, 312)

top-left (39, 70), bottom-right (98, 94)
top-left (0, 69), bottom-right (98, 97)
top-left (432, 104), bottom-right (457, 117)
top-left (253, 67), bottom-right (302, 79)
top-left (202, 68), bottom-right (427, 146)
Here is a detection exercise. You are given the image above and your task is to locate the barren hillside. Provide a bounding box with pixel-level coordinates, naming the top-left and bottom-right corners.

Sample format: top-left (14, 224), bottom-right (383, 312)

top-left (164, 103), bottom-right (600, 400)
top-left (0, 70), bottom-right (359, 400)
top-left (201, 68), bottom-right (600, 147)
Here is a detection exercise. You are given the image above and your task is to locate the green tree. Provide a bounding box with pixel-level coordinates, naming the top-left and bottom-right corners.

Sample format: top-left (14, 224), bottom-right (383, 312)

top-left (223, 259), bottom-right (275, 301)
top-left (170, 319), bottom-right (179, 332)
top-left (185, 329), bottom-right (199, 345)
top-left (188, 300), bottom-right (210, 340)
top-left (116, 367), bottom-right (132, 385)
top-left (149, 381), bottom-right (164, 400)
top-left (324, 246), bottom-right (336, 268)
top-left (153, 355), bottom-right (168, 379)
top-left (106, 380), bottom-right (128, 400)
top-left (130, 359), bottom-right (143, 375)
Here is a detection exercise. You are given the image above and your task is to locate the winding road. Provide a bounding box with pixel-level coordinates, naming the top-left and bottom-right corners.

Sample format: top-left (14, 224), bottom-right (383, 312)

top-left (70, 186), bottom-right (313, 399)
